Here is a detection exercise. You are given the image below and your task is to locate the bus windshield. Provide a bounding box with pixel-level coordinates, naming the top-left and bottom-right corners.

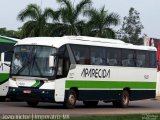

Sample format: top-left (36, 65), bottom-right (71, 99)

top-left (11, 45), bottom-right (56, 78)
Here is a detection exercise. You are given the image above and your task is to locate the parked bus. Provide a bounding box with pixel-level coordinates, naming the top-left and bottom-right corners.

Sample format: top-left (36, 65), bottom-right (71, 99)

top-left (8, 36), bottom-right (157, 108)
top-left (0, 36), bottom-right (19, 101)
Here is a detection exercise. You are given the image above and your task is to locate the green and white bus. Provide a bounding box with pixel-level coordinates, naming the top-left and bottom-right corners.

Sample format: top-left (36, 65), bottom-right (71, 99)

top-left (8, 36), bottom-right (157, 108)
top-left (0, 36), bottom-right (19, 101)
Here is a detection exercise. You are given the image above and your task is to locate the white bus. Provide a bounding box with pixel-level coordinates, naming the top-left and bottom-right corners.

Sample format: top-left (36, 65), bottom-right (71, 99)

top-left (0, 36), bottom-right (19, 101)
top-left (8, 36), bottom-right (157, 108)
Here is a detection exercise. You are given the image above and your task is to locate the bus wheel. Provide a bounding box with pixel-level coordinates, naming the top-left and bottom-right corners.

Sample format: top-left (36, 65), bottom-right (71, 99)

top-left (83, 101), bottom-right (99, 107)
top-left (119, 90), bottom-right (130, 108)
top-left (26, 100), bottom-right (39, 107)
top-left (64, 90), bottom-right (77, 109)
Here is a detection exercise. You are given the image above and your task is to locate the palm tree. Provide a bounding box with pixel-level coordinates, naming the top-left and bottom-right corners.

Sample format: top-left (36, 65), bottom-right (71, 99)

top-left (17, 4), bottom-right (59, 37)
top-left (57, 0), bottom-right (92, 35)
top-left (84, 6), bottom-right (120, 38)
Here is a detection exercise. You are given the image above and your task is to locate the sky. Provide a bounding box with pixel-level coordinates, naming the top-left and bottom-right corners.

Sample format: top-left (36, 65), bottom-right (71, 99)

top-left (0, 0), bottom-right (160, 38)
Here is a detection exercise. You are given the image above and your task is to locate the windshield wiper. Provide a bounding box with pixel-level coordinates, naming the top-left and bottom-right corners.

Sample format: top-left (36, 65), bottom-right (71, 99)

top-left (31, 54), bottom-right (43, 76)
top-left (14, 47), bottom-right (35, 75)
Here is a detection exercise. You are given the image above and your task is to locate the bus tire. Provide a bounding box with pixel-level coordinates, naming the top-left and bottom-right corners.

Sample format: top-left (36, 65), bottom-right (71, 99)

top-left (119, 90), bottom-right (129, 108)
top-left (64, 90), bottom-right (77, 109)
top-left (26, 100), bottom-right (39, 107)
top-left (83, 101), bottom-right (99, 107)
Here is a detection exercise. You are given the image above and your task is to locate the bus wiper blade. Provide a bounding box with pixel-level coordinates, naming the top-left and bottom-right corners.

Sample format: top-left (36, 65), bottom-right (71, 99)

top-left (15, 47), bottom-right (35, 75)
top-left (15, 61), bottom-right (30, 75)
top-left (31, 54), bottom-right (43, 77)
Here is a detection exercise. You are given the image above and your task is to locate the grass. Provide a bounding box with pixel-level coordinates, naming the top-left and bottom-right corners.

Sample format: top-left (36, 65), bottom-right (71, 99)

top-left (70, 115), bottom-right (142, 120)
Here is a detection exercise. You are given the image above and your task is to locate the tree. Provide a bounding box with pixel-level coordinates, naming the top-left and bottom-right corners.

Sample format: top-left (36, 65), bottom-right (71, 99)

top-left (17, 4), bottom-right (58, 38)
top-left (57, 0), bottom-right (92, 35)
top-left (84, 6), bottom-right (120, 38)
top-left (0, 28), bottom-right (20, 38)
top-left (117, 7), bottom-right (144, 45)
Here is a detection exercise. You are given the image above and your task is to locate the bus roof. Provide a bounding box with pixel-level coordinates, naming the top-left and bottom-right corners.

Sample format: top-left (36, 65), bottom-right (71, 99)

top-left (17, 36), bottom-right (156, 51)
top-left (0, 35), bottom-right (20, 43)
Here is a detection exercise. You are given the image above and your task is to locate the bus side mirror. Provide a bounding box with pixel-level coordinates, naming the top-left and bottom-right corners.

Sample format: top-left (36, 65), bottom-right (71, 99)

top-left (49, 56), bottom-right (55, 68)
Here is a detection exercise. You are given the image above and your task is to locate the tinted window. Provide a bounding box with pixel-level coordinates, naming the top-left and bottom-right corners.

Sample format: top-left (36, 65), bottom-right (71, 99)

top-left (56, 46), bottom-right (66, 76)
top-left (71, 45), bottom-right (90, 64)
top-left (57, 48), bottom-right (70, 77)
top-left (70, 44), bottom-right (156, 68)
top-left (4, 51), bottom-right (13, 61)
top-left (0, 43), bottom-right (14, 53)
top-left (63, 49), bottom-right (71, 77)
top-left (107, 48), bottom-right (121, 66)
top-left (122, 49), bottom-right (135, 67)
top-left (149, 51), bottom-right (157, 68)
top-left (90, 47), bottom-right (106, 65)
top-left (136, 50), bottom-right (146, 67)
top-left (58, 45), bottom-right (65, 53)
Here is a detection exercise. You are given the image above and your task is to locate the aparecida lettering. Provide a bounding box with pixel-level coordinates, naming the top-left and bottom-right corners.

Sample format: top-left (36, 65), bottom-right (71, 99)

top-left (81, 68), bottom-right (110, 78)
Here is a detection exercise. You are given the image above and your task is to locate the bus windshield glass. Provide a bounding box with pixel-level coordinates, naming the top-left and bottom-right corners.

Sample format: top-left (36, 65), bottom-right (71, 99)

top-left (11, 45), bottom-right (56, 78)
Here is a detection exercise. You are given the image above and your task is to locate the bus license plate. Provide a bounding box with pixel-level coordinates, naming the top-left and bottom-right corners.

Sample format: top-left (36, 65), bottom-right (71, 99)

top-left (23, 90), bottom-right (31, 94)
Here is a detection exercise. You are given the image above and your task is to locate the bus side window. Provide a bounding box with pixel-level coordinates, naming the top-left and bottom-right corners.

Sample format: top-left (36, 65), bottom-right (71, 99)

top-left (57, 46), bottom-right (65, 76)
top-left (90, 47), bottom-right (106, 65)
top-left (122, 49), bottom-right (135, 67)
top-left (136, 50), bottom-right (146, 67)
top-left (107, 48), bottom-right (121, 66)
top-left (149, 51), bottom-right (157, 68)
top-left (63, 50), bottom-right (70, 77)
top-left (57, 59), bottom-right (63, 76)
top-left (57, 45), bottom-right (71, 77)
top-left (71, 45), bottom-right (90, 65)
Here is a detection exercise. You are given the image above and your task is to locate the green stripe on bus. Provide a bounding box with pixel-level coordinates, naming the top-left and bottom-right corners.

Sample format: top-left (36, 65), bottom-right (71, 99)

top-left (66, 80), bottom-right (156, 89)
top-left (0, 38), bottom-right (16, 44)
top-left (31, 80), bottom-right (40, 87)
top-left (0, 73), bottom-right (9, 85)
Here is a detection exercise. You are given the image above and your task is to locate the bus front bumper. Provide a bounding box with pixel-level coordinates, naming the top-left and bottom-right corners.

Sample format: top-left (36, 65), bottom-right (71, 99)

top-left (8, 87), bottom-right (55, 102)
